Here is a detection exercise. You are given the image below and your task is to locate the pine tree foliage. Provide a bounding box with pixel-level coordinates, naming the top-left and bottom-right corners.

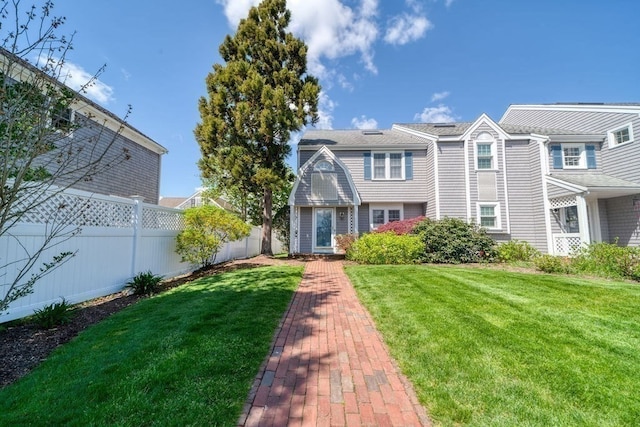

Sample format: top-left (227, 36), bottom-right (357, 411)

top-left (195, 0), bottom-right (320, 255)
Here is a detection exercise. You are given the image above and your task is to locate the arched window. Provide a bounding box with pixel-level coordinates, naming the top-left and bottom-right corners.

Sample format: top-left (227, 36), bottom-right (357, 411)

top-left (475, 132), bottom-right (495, 170)
top-left (314, 160), bottom-right (334, 172)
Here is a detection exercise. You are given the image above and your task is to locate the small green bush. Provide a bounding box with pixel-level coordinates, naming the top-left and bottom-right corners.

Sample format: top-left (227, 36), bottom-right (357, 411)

top-left (497, 240), bottom-right (540, 262)
top-left (413, 217), bottom-right (496, 264)
top-left (126, 271), bottom-right (163, 295)
top-left (33, 298), bottom-right (74, 329)
top-left (349, 232), bottom-right (423, 264)
top-left (572, 241), bottom-right (640, 281)
top-left (534, 254), bottom-right (572, 274)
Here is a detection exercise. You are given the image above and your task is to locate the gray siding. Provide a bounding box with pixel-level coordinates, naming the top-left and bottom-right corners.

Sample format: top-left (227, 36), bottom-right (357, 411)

top-left (336, 207), bottom-right (349, 235)
top-left (502, 109), bottom-right (638, 134)
top-left (504, 139), bottom-right (548, 252)
top-left (437, 142), bottom-right (466, 218)
top-left (48, 114), bottom-right (161, 203)
top-left (425, 141), bottom-right (436, 218)
top-left (358, 203), bottom-right (370, 234)
top-left (294, 151), bottom-right (355, 206)
top-left (547, 183), bottom-right (578, 199)
top-left (337, 150), bottom-right (428, 203)
top-left (604, 195), bottom-right (640, 246)
top-left (299, 207), bottom-right (313, 253)
top-left (404, 203), bottom-right (424, 219)
top-left (602, 135), bottom-right (640, 184)
top-left (598, 201), bottom-right (610, 243)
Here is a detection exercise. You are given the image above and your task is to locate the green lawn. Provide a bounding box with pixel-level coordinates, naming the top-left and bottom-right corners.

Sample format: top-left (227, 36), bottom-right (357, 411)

top-left (345, 265), bottom-right (640, 427)
top-left (0, 266), bottom-right (302, 426)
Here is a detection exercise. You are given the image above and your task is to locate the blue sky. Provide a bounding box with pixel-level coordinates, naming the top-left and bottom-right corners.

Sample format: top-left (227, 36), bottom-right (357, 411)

top-left (44, 0), bottom-right (640, 197)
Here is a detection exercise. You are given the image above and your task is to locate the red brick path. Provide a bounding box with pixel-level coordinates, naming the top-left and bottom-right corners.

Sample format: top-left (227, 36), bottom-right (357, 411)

top-left (238, 259), bottom-right (431, 426)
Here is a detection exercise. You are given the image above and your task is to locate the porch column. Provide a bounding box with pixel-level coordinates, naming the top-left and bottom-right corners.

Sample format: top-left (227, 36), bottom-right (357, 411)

top-left (353, 204), bottom-right (359, 235)
top-left (576, 195), bottom-right (590, 247)
top-left (289, 205), bottom-right (296, 254)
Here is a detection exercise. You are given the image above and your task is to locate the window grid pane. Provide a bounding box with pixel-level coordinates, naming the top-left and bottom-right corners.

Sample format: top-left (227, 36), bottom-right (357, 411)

top-left (480, 206), bottom-right (496, 228)
top-left (477, 144), bottom-right (493, 169)
top-left (389, 153), bottom-right (402, 178)
top-left (374, 153), bottom-right (386, 179)
top-left (614, 128), bottom-right (630, 144)
top-left (388, 210), bottom-right (401, 222)
top-left (563, 146), bottom-right (581, 166)
top-left (373, 209), bottom-right (385, 226)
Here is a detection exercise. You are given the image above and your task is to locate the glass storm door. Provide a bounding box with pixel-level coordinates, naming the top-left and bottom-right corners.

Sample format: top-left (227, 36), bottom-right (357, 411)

top-left (315, 208), bottom-right (334, 249)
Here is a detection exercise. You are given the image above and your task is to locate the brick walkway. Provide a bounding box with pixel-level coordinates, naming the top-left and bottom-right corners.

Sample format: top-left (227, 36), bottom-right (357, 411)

top-left (238, 259), bottom-right (431, 426)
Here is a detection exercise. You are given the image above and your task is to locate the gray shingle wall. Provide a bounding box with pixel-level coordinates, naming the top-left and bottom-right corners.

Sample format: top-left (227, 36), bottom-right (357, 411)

top-left (598, 201), bottom-right (610, 243)
top-left (504, 139), bottom-right (548, 251)
top-left (336, 207), bottom-right (349, 235)
top-left (358, 203), bottom-right (370, 233)
top-left (601, 131), bottom-right (640, 183)
top-left (604, 196), bottom-right (640, 246)
top-left (437, 142), bottom-right (467, 219)
top-left (49, 114), bottom-right (161, 203)
top-left (299, 207), bottom-right (313, 253)
top-left (502, 109), bottom-right (637, 133)
top-left (403, 203), bottom-right (424, 219)
top-left (294, 151), bottom-right (355, 206)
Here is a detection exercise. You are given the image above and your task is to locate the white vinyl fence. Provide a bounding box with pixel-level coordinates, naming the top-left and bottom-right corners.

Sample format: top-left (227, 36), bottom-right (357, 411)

top-left (1, 187), bottom-right (281, 323)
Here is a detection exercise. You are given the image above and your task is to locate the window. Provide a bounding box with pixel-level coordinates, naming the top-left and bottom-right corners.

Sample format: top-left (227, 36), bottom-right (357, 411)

top-left (608, 123), bottom-right (634, 148)
top-left (476, 202), bottom-right (501, 230)
top-left (371, 152), bottom-right (405, 180)
top-left (314, 160), bottom-right (334, 171)
top-left (370, 205), bottom-right (403, 229)
top-left (563, 145), bottom-right (583, 167)
top-left (475, 132), bottom-right (495, 170)
top-left (51, 106), bottom-right (74, 132)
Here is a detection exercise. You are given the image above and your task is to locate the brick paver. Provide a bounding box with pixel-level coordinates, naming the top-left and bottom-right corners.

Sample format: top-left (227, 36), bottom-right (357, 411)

top-left (238, 259), bottom-right (431, 427)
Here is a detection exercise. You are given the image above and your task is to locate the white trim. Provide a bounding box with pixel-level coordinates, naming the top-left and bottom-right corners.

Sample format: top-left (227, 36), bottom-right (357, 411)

top-left (536, 137), bottom-right (555, 254)
top-left (561, 143), bottom-right (587, 169)
top-left (392, 124), bottom-right (439, 141)
top-left (289, 205), bottom-right (296, 253)
top-left (476, 202), bottom-right (502, 230)
top-left (607, 122), bottom-right (635, 149)
top-left (460, 113), bottom-right (511, 142)
top-left (463, 138), bottom-right (471, 221)
top-left (371, 151), bottom-right (405, 180)
top-left (576, 195), bottom-right (590, 246)
top-left (501, 104), bottom-right (640, 123)
top-left (474, 132), bottom-right (498, 171)
top-left (434, 142), bottom-right (441, 219)
top-left (369, 204), bottom-right (404, 231)
top-left (587, 199), bottom-right (602, 242)
top-left (500, 138), bottom-right (512, 234)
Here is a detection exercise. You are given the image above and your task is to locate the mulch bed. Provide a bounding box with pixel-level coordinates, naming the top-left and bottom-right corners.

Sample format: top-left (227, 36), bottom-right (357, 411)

top-left (0, 256), bottom-right (306, 389)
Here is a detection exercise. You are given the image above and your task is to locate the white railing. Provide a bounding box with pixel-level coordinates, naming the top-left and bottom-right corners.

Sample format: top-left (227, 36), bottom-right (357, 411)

top-left (552, 233), bottom-right (582, 256)
top-left (1, 187), bottom-right (279, 323)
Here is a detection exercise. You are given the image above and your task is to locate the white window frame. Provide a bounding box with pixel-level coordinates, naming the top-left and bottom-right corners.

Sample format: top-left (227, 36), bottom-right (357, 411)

top-left (561, 143), bottom-right (586, 169)
top-left (607, 122), bottom-right (634, 148)
top-left (314, 160), bottom-right (334, 172)
top-left (476, 202), bottom-right (501, 230)
top-left (369, 204), bottom-right (404, 230)
top-left (474, 132), bottom-right (496, 170)
top-left (371, 151), bottom-right (405, 180)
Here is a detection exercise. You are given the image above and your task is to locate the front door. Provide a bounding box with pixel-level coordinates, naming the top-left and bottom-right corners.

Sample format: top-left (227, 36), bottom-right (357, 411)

top-left (314, 208), bottom-right (334, 252)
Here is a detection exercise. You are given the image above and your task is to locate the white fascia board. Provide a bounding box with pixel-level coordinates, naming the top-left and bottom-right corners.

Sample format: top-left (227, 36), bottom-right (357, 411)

top-left (298, 143), bottom-right (427, 151)
top-left (546, 176), bottom-right (588, 194)
top-left (547, 135), bottom-right (605, 143)
top-left (501, 104), bottom-right (640, 123)
top-left (459, 113), bottom-right (511, 141)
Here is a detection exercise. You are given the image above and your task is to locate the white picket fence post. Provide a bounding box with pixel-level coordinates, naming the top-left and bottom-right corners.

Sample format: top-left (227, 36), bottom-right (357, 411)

top-left (130, 195), bottom-right (145, 277)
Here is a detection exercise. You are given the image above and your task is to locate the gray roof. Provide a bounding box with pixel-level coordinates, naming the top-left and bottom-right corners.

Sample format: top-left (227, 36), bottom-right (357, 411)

top-left (396, 122), bottom-right (601, 137)
top-left (299, 128), bottom-right (431, 147)
top-left (550, 174), bottom-right (640, 189)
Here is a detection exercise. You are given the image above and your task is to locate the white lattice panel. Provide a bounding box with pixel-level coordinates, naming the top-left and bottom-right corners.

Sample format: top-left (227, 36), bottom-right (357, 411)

top-left (553, 234), bottom-right (582, 256)
top-left (142, 207), bottom-right (184, 230)
top-left (549, 196), bottom-right (577, 209)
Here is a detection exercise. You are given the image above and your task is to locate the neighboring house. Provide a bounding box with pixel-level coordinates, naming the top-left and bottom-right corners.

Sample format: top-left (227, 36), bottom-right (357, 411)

top-left (289, 103), bottom-right (640, 255)
top-left (159, 189), bottom-right (236, 212)
top-left (1, 49), bottom-right (167, 204)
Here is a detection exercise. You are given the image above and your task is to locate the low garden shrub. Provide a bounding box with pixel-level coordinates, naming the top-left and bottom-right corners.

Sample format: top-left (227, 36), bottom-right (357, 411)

top-left (534, 254), bottom-right (572, 274)
top-left (572, 241), bottom-right (640, 281)
top-left (349, 232), bottom-right (422, 264)
top-left (497, 239), bottom-right (540, 262)
top-left (335, 233), bottom-right (357, 256)
top-left (126, 271), bottom-right (163, 295)
top-left (413, 217), bottom-right (496, 263)
top-left (33, 298), bottom-right (75, 329)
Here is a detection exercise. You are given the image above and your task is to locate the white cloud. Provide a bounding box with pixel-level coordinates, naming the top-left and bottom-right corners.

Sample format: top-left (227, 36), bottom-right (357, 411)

top-left (121, 68), bottom-right (132, 81)
top-left (445, 0), bottom-right (455, 7)
top-left (316, 91), bottom-right (336, 129)
top-left (351, 115), bottom-right (378, 129)
top-left (384, 13), bottom-right (432, 45)
top-left (41, 56), bottom-right (115, 105)
top-left (431, 91), bottom-right (450, 102)
top-left (414, 104), bottom-right (457, 123)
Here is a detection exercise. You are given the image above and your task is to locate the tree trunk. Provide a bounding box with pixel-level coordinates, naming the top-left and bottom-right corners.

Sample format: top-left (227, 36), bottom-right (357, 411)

top-left (261, 187), bottom-right (273, 256)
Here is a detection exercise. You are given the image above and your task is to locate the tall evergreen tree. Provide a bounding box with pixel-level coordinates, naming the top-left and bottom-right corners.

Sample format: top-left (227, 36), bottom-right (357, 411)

top-left (195, 0), bottom-right (320, 255)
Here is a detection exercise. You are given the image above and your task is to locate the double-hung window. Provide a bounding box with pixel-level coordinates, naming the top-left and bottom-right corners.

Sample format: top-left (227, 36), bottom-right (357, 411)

top-left (475, 132), bottom-right (495, 170)
top-left (562, 145), bottom-right (583, 168)
top-left (373, 152), bottom-right (404, 180)
top-left (476, 202), bottom-right (501, 230)
top-left (370, 205), bottom-right (403, 229)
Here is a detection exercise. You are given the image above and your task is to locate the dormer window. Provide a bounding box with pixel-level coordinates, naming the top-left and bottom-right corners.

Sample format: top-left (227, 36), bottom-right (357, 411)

top-left (608, 123), bottom-right (634, 148)
top-left (314, 160), bottom-right (334, 172)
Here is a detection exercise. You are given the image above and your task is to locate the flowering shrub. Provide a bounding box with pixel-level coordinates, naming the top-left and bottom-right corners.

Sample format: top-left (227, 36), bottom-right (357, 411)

top-left (335, 233), bottom-right (357, 255)
top-left (374, 216), bottom-right (426, 235)
top-left (349, 232), bottom-right (423, 264)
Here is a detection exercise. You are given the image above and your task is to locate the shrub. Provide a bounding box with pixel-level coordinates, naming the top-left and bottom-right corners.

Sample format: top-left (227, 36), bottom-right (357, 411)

top-left (497, 240), bottom-right (540, 262)
top-left (534, 254), bottom-right (572, 274)
top-left (176, 205), bottom-right (251, 267)
top-left (349, 232), bottom-right (423, 264)
top-left (413, 217), bottom-right (496, 264)
top-left (374, 216), bottom-right (426, 235)
top-left (571, 241), bottom-right (640, 281)
top-left (335, 233), bottom-right (357, 255)
top-left (33, 298), bottom-right (74, 329)
top-left (126, 271), bottom-right (163, 295)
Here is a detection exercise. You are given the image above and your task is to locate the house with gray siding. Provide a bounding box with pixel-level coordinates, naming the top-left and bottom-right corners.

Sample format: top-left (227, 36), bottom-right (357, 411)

top-left (289, 103), bottom-right (640, 255)
top-left (2, 49), bottom-right (167, 204)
